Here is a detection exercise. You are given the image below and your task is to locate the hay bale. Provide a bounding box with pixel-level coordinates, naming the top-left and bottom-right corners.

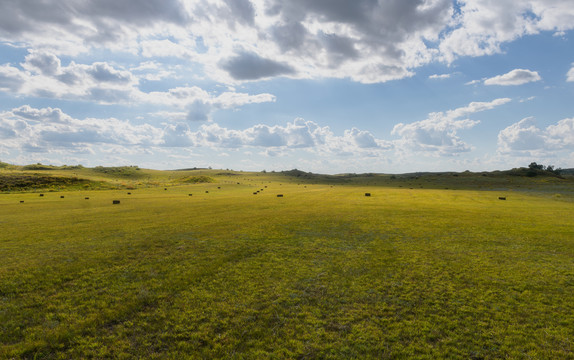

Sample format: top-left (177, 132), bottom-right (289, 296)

top-left (365, 193), bottom-right (371, 197)
top-left (20, 200), bottom-right (24, 203)
top-left (499, 197), bottom-right (506, 200)
top-left (39, 194), bottom-right (44, 197)
top-left (60, 196), bottom-right (65, 198)
top-left (205, 191), bottom-right (209, 193)
top-left (188, 194), bottom-right (193, 196)
top-left (85, 197), bottom-right (89, 200)
top-left (113, 200), bottom-right (120, 204)
top-left (127, 192), bottom-right (131, 195)
top-left (277, 194), bottom-right (283, 197)
top-left (253, 192), bottom-right (258, 195)
top-left (164, 188), bottom-right (167, 190)
top-left (218, 186), bottom-right (221, 189)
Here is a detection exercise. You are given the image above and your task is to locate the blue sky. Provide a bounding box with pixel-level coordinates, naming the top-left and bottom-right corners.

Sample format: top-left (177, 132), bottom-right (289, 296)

top-left (0, 0), bottom-right (573, 173)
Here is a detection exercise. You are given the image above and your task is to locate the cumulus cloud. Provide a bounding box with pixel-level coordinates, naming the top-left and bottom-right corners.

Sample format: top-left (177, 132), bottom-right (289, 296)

top-left (497, 117), bottom-right (546, 154)
top-left (0, 105), bottom-right (391, 158)
top-left (484, 69), bottom-right (542, 86)
top-left (22, 51), bottom-right (61, 75)
top-left (439, 0), bottom-right (574, 62)
top-left (392, 98), bottom-right (511, 156)
top-left (0, 64), bottom-right (26, 92)
top-left (192, 118), bottom-right (392, 157)
top-left (0, 106), bottom-right (164, 155)
top-left (567, 64), bottom-right (574, 82)
top-left (498, 117), bottom-right (574, 155)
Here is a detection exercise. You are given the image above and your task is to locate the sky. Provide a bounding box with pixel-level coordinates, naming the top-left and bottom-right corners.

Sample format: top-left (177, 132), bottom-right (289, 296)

top-left (0, 0), bottom-right (573, 174)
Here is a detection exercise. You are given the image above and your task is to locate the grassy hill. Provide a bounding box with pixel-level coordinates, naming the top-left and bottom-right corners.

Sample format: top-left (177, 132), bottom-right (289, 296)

top-left (1, 163), bottom-right (572, 195)
top-left (1, 164), bottom-right (573, 358)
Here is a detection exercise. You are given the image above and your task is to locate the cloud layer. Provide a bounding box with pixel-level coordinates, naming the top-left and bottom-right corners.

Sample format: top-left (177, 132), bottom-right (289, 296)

top-left (0, 105), bottom-right (391, 158)
top-left (1, 0), bottom-right (573, 84)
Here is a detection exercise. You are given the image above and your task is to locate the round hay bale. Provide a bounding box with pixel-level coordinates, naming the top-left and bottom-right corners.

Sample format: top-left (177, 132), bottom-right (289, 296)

top-left (277, 194), bottom-right (283, 197)
top-left (365, 193), bottom-right (371, 197)
top-left (113, 200), bottom-right (120, 204)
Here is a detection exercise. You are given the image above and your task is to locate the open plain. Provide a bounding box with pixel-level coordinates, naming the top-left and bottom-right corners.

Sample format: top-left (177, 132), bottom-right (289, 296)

top-left (1, 166), bottom-right (573, 359)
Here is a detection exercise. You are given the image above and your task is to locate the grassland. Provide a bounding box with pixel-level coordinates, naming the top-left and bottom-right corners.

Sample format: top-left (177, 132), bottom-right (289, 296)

top-left (0, 166), bottom-right (573, 359)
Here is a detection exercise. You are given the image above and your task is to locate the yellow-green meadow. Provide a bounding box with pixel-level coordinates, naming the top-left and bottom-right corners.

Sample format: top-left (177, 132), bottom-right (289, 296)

top-left (1, 167), bottom-right (573, 358)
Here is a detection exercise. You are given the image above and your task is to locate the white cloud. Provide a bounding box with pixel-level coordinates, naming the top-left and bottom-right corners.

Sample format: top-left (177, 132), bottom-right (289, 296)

top-left (392, 98), bottom-right (511, 156)
top-left (465, 79), bottom-right (483, 86)
top-left (439, 0), bottom-right (574, 63)
top-left (497, 117), bottom-right (547, 154)
top-left (498, 117), bottom-right (574, 155)
top-left (429, 73), bottom-right (451, 80)
top-left (567, 64), bottom-right (574, 82)
top-left (446, 98), bottom-right (512, 119)
top-left (0, 106), bottom-right (164, 155)
top-left (546, 117), bottom-right (574, 147)
top-left (484, 69), bottom-right (542, 86)
top-left (0, 64), bottom-right (25, 92)
top-left (190, 117), bottom-right (393, 157)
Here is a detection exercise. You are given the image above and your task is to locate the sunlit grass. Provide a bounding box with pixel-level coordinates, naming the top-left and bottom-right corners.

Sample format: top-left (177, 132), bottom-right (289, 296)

top-left (1, 171), bottom-right (573, 358)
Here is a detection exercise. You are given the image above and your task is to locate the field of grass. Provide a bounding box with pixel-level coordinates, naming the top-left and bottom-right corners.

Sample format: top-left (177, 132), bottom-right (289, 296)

top-left (1, 167), bottom-right (573, 358)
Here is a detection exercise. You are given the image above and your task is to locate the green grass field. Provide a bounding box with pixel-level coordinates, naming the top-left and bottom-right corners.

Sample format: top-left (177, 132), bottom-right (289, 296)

top-left (1, 168), bottom-right (573, 359)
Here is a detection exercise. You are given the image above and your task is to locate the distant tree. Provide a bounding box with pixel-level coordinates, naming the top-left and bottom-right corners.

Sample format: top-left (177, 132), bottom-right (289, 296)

top-left (526, 162), bottom-right (562, 176)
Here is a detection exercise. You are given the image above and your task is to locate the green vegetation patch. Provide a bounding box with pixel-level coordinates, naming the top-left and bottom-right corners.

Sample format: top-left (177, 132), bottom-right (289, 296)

top-left (176, 175), bottom-right (216, 184)
top-left (22, 164), bottom-right (84, 171)
top-left (92, 166), bottom-right (142, 178)
top-left (0, 174), bottom-right (94, 191)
